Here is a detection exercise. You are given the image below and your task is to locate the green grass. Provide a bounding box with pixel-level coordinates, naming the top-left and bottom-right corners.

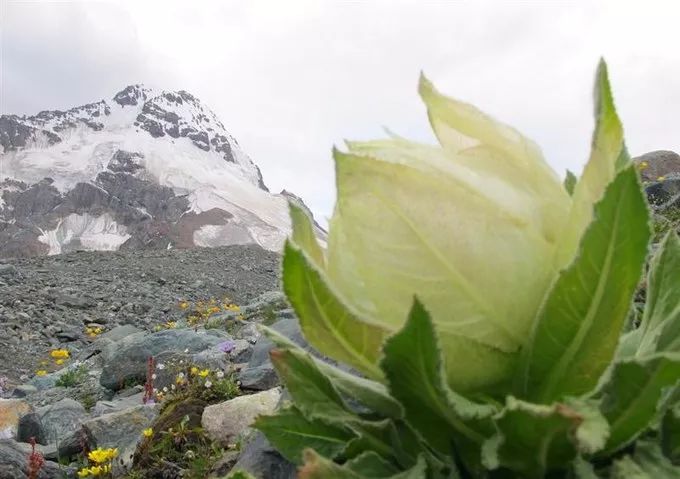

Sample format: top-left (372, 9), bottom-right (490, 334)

top-left (79, 392), bottom-right (97, 411)
top-left (55, 365), bottom-right (88, 388)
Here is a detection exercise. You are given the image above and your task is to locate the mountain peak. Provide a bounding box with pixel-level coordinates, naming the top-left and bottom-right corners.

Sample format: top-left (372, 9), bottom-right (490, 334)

top-left (112, 84), bottom-right (152, 107)
top-left (0, 85), bottom-right (313, 258)
top-left (1, 85), bottom-right (262, 183)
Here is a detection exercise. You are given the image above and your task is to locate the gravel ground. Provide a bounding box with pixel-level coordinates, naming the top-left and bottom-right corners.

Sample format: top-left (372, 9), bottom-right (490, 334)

top-left (0, 244), bottom-right (280, 382)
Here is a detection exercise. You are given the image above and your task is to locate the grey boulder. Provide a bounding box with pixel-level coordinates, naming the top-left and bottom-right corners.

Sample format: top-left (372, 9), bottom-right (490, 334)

top-left (36, 398), bottom-right (86, 444)
top-left (100, 329), bottom-right (228, 390)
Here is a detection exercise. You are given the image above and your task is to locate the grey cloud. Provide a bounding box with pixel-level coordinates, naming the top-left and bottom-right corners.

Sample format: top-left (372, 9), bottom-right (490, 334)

top-left (1, 1), bottom-right (142, 114)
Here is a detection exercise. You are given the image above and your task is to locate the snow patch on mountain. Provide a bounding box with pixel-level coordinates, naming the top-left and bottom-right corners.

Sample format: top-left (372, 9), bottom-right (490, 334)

top-left (0, 84), bottom-right (325, 258)
top-left (38, 213), bottom-right (130, 255)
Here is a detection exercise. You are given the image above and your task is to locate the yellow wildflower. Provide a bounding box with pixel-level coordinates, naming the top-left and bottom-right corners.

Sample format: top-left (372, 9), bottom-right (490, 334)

top-left (142, 428), bottom-right (153, 438)
top-left (77, 467), bottom-right (90, 478)
top-left (179, 301), bottom-right (189, 310)
top-left (85, 326), bottom-right (103, 337)
top-left (86, 326), bottom-right (103, 338)
top-left (198, 369), bottom-right (210, 378)
top-left (36, 370), bottom-right (47, 376)
top-left (50, 349), bottom-right (70, 359)
top-left (88, 447), bottom-right (118, 464)
top-left (55, 359), bottom-right (64, 365)
top-left (164, 321), bottom-right (177, 329)
top-left (190, 366), bottom-right (199, 376)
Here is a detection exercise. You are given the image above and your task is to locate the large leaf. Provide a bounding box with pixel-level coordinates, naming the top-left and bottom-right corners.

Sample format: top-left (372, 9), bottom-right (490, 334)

top-left (282, 240), bottom-right (386, 379)
top-left (381, 299), bottom-right (495, 456)
top-left (289, 200), bottom-right (326, 267)
top-left (611, 440), bottom-right (680, 478)
top-left (636, 232), bottom-right (680, 356)
top-left (331, 146), bottom-right (556, 393)
top-left (597, 352), bottom-right (680, 454)
top-left (269, 347), bottom-right (414, 468)
top-left (555, 59), bottom-right (628, 269)
top-left (484, 397), bottom-right (608, 478)
top-left (417, 72), bottom-right (566, 214)
top-left (254, 405), bottom-right (355, 464)
top-left (269, 347), bottom-right (355, 423)
top-left (299, 450), bottom-right (428, 479)
top-left (345, 451), bottom-right (399, 477)
top-left (298, 449), bottom-right (363, 479)
top-left (261, 324), bottom-right (403, 419)
top-left (516, 165), bottom-right (650, 402)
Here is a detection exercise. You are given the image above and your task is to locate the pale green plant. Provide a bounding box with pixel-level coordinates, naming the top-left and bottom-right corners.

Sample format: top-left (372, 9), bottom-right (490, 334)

top-left (239, 61), bottom-right (680, 478)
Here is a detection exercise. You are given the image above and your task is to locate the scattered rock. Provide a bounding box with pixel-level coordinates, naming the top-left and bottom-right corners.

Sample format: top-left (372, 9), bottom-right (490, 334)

top-left (634, 150), bottom-right (680, 182)
top-left (55, 294), bottom-right (96, 310)
top-left (210, 449), bottom-right (241, 477)
top-left (36, 398), bottom-right (86, 444)
top-left (645, 176), bottom-right (680, 208)
top-left (239, 318), bottom-right (305, 391)
top-left (238, 365), bottom-right (279, 392)
top-left (91, 392), bottom-right (144, 417)
top-left (56, 426), bottom-right (93, 459)
top-left (0, 264), bottom-right (18, 277)
top-left (0, 244), bottom-right (304, 474)
top-left (10, 385), bottom-right (37, 399)
top-left (100, 329), bottom-right (230, 390)
top-left (202, 387), bottom-right (281, 446)
top-left (83, 404), bottom-right (159, 472)
top-left (0, 245), bottom-right (280, 383)
top-left (16, 412), bottom-right (46, 445)
top-left (0, 399), bottom-right (31, 440)
top-left (0, 439), bottom-right (65, 479)
top-left (229, 432), bottom-right (296, 479)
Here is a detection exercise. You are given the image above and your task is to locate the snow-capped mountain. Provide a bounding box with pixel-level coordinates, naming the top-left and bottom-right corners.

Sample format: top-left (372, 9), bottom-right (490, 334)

top-left (0, 85), bottom-right (323, 258)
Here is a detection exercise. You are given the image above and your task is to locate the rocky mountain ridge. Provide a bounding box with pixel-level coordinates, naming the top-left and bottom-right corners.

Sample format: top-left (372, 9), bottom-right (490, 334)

top-left (0, 85), bottom-right (324, 258)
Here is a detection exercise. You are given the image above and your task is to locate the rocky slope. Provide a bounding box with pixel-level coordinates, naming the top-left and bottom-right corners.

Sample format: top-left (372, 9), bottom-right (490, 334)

top-left (0, 86), bottom-right (324, 258)
top-left (0, 244), bottom-right (280, 383)
top-left (0, 243), bottom-right (296, 478)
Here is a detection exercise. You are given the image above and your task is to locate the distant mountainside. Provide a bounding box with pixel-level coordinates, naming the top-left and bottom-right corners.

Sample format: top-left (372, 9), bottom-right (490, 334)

top-left (0, 85), bottom-right (324, 258)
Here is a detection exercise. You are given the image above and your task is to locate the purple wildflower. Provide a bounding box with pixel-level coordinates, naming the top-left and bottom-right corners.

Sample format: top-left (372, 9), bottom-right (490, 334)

top-left (218, 340), bottom-right (236, 354)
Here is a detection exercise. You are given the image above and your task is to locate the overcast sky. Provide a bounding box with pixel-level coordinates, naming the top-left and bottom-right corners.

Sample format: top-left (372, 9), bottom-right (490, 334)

top-left (2, 0), bottom-right (680, 221)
